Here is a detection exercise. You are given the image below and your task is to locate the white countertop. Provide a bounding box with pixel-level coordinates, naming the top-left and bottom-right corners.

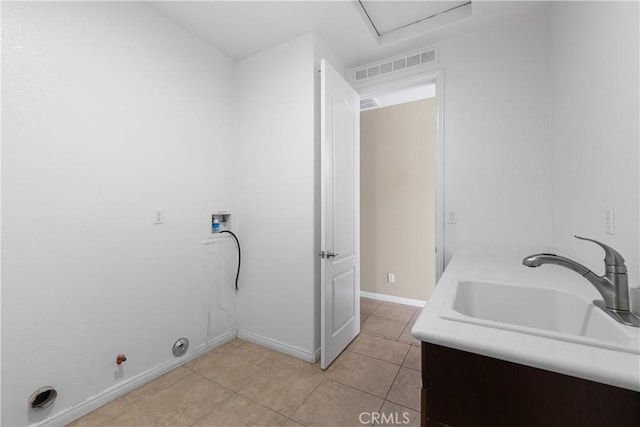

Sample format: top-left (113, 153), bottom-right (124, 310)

top-left (411, 253), bottom-right (640, 391)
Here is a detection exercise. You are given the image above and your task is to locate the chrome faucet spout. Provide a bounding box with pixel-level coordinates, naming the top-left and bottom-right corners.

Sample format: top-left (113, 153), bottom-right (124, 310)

top-left (523, 253), bottom-right (591, 276)
top-left (523, 236), bottom-right (639, 327)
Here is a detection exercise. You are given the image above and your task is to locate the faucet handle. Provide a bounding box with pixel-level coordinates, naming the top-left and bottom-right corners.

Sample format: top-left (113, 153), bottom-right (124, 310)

top-left (574, 235), bottom-right (626, 267)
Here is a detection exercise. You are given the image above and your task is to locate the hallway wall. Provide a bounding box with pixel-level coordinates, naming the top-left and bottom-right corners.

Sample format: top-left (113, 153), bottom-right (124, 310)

top-left (360, 99), bottom-right (437, 301)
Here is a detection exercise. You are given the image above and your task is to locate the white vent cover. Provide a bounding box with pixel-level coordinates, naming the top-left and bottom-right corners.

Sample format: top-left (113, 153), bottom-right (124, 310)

top-left (360, 97), bottom-right (380, 110)
top-left (349, 47), bottom-right (438, 85)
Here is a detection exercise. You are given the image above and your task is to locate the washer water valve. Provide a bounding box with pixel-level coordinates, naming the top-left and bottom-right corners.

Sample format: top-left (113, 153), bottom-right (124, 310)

top-left (116, 354), bottom-right (127, 365)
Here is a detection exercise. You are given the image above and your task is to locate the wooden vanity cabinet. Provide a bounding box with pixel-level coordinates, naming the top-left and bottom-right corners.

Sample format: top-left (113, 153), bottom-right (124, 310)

top-left (421, 342), bottom-right (640, 427)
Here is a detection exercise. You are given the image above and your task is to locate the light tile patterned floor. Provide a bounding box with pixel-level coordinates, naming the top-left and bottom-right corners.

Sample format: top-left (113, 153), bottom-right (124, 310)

top-left (68, 298), bottom-right (423, 427)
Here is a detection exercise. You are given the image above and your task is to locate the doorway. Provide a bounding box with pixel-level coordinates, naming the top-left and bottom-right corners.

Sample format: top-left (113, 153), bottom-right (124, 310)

top-left (359, 81), bottom-right (441, 305)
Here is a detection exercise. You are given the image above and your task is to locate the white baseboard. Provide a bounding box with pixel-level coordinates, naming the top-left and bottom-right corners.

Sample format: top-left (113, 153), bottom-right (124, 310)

top-left (38, 330), bottom-right (236, 427)
top-left (360, 290), bottom-right (427, 307)
top-left (236, 329), bottom-right (318, 363)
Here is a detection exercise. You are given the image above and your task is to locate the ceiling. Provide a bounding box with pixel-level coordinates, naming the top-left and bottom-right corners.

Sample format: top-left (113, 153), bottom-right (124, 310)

top-left (148, 1), bottom-right (550, 69)
top-left (359, 0), bottom-right (470, 35)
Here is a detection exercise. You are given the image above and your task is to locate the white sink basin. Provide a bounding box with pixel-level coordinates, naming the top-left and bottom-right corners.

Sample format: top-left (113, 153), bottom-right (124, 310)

top-left (440, 280), bottom-right (640, 354)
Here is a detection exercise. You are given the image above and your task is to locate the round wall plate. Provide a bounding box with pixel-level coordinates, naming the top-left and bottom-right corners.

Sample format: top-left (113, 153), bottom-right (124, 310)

top-left (172, 337), bottom-right (189, 357)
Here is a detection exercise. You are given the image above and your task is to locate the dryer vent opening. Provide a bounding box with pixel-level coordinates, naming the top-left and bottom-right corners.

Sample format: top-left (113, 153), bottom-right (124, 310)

top-left (29, 386), bottom-right (57, 410)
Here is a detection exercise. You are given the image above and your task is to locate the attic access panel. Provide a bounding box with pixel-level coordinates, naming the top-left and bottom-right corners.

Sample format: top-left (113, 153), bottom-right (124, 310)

top-left (358, 0), bottom-right (471, 41)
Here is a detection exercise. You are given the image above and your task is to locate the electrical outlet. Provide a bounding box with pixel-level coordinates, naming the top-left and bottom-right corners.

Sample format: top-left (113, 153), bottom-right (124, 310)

top-left (387, 273), bottom-right (395, 284)
top-left (447, 211), bottom-right (456, 224)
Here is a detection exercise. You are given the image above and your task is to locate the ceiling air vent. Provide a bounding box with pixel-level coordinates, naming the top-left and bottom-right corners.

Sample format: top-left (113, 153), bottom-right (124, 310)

top-left (350, 47), bottom-right (439, 84)
top-left (360, 97), bottom-right (380, 110)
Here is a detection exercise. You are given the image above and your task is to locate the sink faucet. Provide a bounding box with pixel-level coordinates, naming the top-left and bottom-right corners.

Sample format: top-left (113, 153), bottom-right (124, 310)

top-left (523, 236), bottom-right (639, 327)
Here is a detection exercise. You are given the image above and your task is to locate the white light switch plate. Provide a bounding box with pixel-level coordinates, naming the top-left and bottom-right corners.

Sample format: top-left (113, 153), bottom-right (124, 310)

top-left (154, 208), bottom-right (164, 224)
top-left (605, 205), bottom-right (615, 235)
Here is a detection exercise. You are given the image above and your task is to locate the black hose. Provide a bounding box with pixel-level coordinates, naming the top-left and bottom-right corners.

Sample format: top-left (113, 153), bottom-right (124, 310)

top-left (219, 230), bottom-right (241, 291)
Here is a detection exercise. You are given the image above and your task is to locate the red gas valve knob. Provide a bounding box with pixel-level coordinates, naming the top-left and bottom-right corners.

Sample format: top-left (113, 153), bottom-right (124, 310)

top-left (116, 354), bottom-right (127, 365)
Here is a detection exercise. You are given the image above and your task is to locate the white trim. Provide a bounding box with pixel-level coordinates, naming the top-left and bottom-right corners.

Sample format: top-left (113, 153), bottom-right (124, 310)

top-left (236, 329), bottom-right (319, 363)
top-left (434, 69), bottom-right (445, 280)
top-left (355, 65), bottom-right (439, 95)
top-left (35, 330), bottom-right (236, 427)
top-left (357, 68), bottom-right (446, 283)
top-left (351, 0), bottom-right (380, 42)
top-left (377, 3), bottom-right (471, 46)
top-left (352, 1), bottom-right (471, 47)
top-left (360, 290), bottom-right (427, 308)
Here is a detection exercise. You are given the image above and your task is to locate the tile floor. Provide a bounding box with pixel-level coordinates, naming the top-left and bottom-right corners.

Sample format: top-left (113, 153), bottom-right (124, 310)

top-left (68, 298), bottom-right (423, 427)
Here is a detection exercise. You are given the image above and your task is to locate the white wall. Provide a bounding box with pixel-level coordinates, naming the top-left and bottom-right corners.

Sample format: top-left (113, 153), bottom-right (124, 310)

top-left (235, 34), bottom-right (318, 358)
top-left (549, 1), bottom-right (639, 287)
top-left (235, 34), bottom-right (344, 359)
top-left (439, 13), bottom-right (553, 264)
top-left (2, 2), bottom-right (236, 425)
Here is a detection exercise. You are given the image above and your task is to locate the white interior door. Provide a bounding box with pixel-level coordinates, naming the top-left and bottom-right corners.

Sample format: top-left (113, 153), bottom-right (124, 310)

top-left (320, 59), bottom-right (360, 369)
